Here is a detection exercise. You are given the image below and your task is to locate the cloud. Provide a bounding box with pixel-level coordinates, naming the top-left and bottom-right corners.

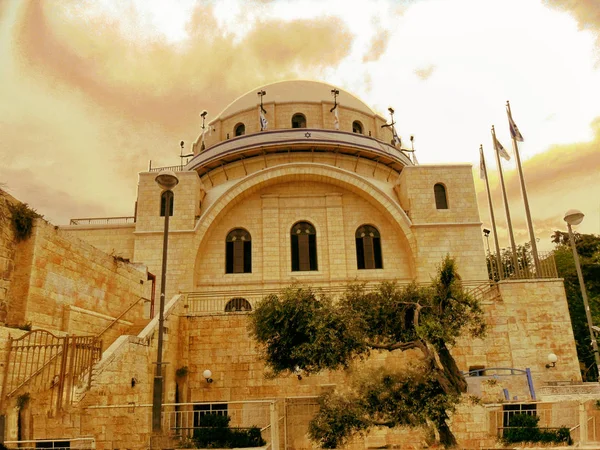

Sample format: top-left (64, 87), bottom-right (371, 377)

top-left (414, 64), bottom-right (436, 81)
top-left (1, 1), bottom-right (353, 224)
top-left (362, 30), bottom-right (390, 63)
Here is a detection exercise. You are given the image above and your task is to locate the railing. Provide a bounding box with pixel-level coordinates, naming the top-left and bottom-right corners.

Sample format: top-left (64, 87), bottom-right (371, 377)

top-left (1, 330), bottom-right (102, 411)
top-left (69, 216), bottom-right (135, 225)
top-left (165, 400), bottom-right (273, 441)
top-left (4, 437), bottom-right (95, 450)
top-left (96, 296), bottom-right (150, 340)
top-left (490, 402), bottom-right (579, 438)
top-left (148, 162), bottom-right (189, 173)
top-left (183, 280), bottom-right (498, 315)
top-left (487, 249), bottom-right (557, 281)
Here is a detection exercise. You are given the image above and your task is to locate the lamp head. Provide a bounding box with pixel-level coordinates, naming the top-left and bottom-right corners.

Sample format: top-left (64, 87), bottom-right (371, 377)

top-left (546, 353), bottom-right (558, 368)
top-left (155, 170), bottom-right (179, 191)
top-left (203, 369), bottom-right (213, 383)
top-left (200, 110), bottom-right (208, 118)
top-left (483, 228), bottom-right (491, 237)
top-left (564, 209), bottom-right (584, 226)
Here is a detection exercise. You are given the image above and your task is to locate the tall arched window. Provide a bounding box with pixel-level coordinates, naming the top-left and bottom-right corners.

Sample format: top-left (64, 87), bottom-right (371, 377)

top-left (355, 225), bottom-right (383, 269)
top-left (160, 191), bottom-right (174, 217)
top-left (434, 183), bottom-right (448, 209)
top-left (226, 228), bottom-right (252, 273)
top-left (291, 113), bottom-right (307, 128)
top-left (234, 123), bottom-right (245, 136)
top-left (352, 121), bottom-right (363, 134)
top-left (291, 222), bottom-right (317, 271)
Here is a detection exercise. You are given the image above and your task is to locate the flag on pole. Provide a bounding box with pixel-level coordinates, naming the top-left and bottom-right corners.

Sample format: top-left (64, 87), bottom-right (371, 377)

top-left (494, 135), bottom-right (510, 161)
top-left (333, 105), bottom-right (339, 130)
top-left (200, 126), bottom-right (206, 151)
top-left (392, 127), bottom-right (401, 147)
top-left (479, 147), bottom-right (486, 180)
top-left (507, 108), bottom-right (524, 142)
top-left (259, 106), bottom-right (268, 131)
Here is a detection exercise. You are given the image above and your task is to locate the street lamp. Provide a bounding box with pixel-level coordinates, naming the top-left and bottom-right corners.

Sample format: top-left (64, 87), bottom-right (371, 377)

top-left (152, 170), bottom-right (179, 432)
top-left (564, 209), bottom-right (600, 381)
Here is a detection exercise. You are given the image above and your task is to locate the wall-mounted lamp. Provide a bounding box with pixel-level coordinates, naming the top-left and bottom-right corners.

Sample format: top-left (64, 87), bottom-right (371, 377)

top-left (546, 353), bottom-right (558, 369)
top-left (203, 369), bottom-right (213, 383)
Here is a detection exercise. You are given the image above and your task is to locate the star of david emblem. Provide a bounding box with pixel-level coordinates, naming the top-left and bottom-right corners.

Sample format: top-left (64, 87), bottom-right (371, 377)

top-left (304, 132), bottom-right (311, 138)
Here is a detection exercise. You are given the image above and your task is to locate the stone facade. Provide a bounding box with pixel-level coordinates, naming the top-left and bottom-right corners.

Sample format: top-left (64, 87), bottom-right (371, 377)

top-left (0, 81), bottom-right (589, 449)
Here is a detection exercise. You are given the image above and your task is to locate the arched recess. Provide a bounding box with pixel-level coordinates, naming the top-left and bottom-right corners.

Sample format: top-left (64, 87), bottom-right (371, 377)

top-left (191, 163), bottom-right (416, 285)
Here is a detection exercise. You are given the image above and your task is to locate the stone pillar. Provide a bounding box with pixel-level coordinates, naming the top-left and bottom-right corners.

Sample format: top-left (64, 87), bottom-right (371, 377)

top-left (262, 195), bottom-right (280, 281)
top-left (325, 194), bottom-right (346, 280)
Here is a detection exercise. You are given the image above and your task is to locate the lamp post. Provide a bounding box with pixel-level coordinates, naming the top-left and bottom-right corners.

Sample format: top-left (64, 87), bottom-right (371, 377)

top-left (564, 209), bottom-right (600, 381)
top-left (152, 170), bottom-right (179, 432)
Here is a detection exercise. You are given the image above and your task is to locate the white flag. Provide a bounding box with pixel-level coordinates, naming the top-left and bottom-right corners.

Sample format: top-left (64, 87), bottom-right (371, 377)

top-left (479, 147), bottom-right (486, 180)
top-left (392, 127), bottom-right (401, 147)
top-left (259, 106), bottom-right (268, 131)
top-left (507, 110), bottom-right (524, 142)
top-left (200, 126), bottom-right (206, 151)
top-left (494, 135), bottom-right (510, 161)
top-left (333, 106), bottom-right (339, 130)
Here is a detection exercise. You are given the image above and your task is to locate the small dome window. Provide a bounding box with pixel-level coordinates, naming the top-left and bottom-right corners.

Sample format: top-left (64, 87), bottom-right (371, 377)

top-left (234, 123), bottom-right (245, 136)
top-left (352, 121), bottom-right (363, 134)
top-left (291, 113), bottom-right (307, 129)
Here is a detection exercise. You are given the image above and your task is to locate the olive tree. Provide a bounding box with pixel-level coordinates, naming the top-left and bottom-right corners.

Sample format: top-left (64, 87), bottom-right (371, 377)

top-left (250, 256), bottom-right (485, 448)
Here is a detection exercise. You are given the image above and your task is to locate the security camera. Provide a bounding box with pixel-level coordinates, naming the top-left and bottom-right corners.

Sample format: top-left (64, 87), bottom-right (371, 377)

top-left (200, 110), bottom-right (208, 118)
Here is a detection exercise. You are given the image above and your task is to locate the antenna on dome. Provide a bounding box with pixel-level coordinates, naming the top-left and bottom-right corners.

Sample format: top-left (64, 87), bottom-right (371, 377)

top-left (257, 90), bottom-right (267, 114)
top-left (381, 107), bottom-right (395, 129)
top-left (330, 89), bottom-right (339, 113)
top-left (179, 141), bottom-right (193, 166)
top-left (200, 110), bottom-right (208, 151)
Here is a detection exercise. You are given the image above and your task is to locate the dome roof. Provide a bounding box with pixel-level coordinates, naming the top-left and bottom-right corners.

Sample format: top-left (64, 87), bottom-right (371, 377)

top-left (215, 80), bottom-right (376, 120)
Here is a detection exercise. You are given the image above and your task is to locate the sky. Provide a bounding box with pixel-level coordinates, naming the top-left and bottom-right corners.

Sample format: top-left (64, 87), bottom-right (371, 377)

top-left (0, 0), bottom-right (599, 251)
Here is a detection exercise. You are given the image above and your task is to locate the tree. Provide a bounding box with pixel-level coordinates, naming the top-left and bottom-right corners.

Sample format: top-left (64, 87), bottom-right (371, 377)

top-left (485, 242), bottom-right (534, 281)
top-left (551, 230), bottom-right (600, 380)
top-left (250, 256), bottom-right (485, 448)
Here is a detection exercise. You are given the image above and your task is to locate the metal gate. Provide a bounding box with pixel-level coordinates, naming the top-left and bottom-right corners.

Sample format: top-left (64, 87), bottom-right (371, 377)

top-left (1, 330), bottom-right (102, 411)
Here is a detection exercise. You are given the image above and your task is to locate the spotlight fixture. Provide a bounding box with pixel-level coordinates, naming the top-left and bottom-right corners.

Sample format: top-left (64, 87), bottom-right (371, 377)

top-left (483, 228), bottom-right (490, 237)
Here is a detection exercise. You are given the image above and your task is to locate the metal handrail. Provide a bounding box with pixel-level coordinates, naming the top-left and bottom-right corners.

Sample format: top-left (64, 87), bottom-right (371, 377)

top-left (96, 296), bottom-right (150, 339)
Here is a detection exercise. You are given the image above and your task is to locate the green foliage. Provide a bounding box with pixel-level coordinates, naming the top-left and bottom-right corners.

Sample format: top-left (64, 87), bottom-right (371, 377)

top-left (485, 242), bottom-right (534, 281)
top-left (502, 413), bottom-right (571, 445)
top-left (192, 414), bottom-right (266, 449)
top-left (8, 202), bottom-right (42, 242)
top-left (552, 231), bottom-right (600, 380)
top-left (250, 256), bottom-right (484, 448)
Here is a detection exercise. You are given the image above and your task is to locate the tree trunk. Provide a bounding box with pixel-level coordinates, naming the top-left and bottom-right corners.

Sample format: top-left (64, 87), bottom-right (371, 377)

top-left (437, 419), bottom-right (457, 448)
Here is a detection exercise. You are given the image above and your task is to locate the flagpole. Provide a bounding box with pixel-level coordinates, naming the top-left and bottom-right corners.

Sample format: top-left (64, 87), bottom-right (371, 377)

top-left (492, 125), bottom-right (519, 276)
top-left (480, 145), bottom-right (504, 279)
top-left (506, 101), bottom-right (541, 275)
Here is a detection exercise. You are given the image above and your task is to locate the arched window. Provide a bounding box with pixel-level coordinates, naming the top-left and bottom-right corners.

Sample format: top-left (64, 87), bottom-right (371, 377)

top-left (434, 183), bottom-right (448, 209)
top-left (291, 222), bottom-right (317, 271)
top-left (352, 121), bottom-right (363, 134)
top-left (160, 191), bottom-right (174, 217)
top-left (225, 297), bottom-right (252, 312)
top-left (234, 123), bottom-right (245, 136)
top-left (355, 225), bottom-right (383, 270)
top-left (225, 228), bottom-right (252, 273)
top-left (291, 113), bottom-right (307, 128)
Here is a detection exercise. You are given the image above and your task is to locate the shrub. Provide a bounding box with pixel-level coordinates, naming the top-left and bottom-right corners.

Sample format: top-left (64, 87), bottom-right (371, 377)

top-left (502, 413), bottom-right (572, 445)
top-left (193, 414), bottom-right (266, 448)
top-left (8, 202), bottom-right (42, 242)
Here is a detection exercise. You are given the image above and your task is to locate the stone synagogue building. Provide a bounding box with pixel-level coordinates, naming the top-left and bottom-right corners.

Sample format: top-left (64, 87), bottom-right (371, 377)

top-left (0, 80), bottom-right (597, 449)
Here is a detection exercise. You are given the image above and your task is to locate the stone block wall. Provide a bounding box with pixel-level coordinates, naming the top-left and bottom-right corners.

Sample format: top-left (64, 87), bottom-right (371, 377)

top-left (5, 217), bottom-right (147, 334)
top-left (0, 190), bottom-right (20, 322)
top-left (62, 225), bottom-right (135, 261)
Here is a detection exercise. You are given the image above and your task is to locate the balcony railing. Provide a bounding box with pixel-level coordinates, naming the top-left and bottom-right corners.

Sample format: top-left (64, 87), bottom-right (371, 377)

top-left (69, 216), bottom-right (135, 225)
top-left (487, 250), bottom-right (557, 281)
top-left (182, 279), bottom-right (497, 316)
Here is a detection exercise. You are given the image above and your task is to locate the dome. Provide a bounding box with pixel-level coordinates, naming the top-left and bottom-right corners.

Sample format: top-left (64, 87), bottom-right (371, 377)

top-left (215, 80), bottom-right (376, 120)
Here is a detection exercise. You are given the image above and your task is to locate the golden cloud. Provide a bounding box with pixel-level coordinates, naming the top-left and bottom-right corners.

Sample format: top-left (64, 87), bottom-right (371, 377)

top-left (363, 30), bottom-right (390, 63)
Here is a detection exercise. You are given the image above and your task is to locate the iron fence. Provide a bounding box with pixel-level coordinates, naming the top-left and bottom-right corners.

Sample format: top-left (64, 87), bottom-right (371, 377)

top-left (487, 249), bottom-right (557, 281)
top-left (3, 437), bottom-right (95, 449)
